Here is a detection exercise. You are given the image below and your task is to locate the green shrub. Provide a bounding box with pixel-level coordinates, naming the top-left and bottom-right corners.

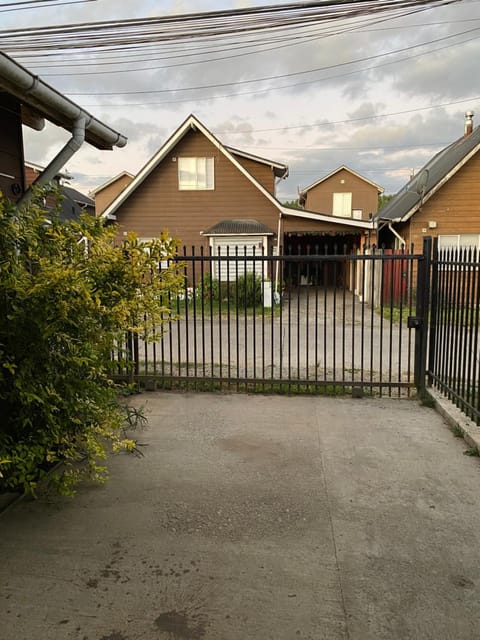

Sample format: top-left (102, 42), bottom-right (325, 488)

top-left (200, 272), bottom-right (262, 307)
top-left (235, 272), bottom-right (263, 306)
top-left (0, 191), bottom-right (183, 495)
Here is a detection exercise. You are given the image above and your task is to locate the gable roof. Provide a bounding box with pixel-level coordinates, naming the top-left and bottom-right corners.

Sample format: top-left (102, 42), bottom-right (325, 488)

top-left (224, 146), bottom-right (288, 179)
top-left (101, 114), bottom-right (287, 220)
top-left (89, 171), bottom-right (135, 196)
top-left (63, 185), bottom-right (94, 208)
top-left (300, 165), bottom-right (384, 197)
top-left (375, 124), bottom-right (480, 223)
top-left (0, 51), bottom-right (126, 150)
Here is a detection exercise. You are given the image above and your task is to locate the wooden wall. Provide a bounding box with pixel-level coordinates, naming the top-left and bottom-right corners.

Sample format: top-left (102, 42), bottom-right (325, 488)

top-left (113, 129), bottom-right (280, 249)
top-left (0, 93), bottom-right (25, 202)
top-left (304, 168), bottom-right (379, 220)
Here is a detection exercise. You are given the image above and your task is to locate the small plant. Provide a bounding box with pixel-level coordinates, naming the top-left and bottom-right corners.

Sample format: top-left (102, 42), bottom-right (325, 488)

top-left (451, 424), bottom-right (464, 438)
top-left (463, 447), bottom-right (480, 457)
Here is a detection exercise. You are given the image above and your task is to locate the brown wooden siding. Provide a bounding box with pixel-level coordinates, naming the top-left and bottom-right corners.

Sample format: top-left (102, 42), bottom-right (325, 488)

top-left (231, 155), bottom-right (275, 194)
top-left (304, 168), bottom-right (379, 220)
top-left (0, 93), bottom-right (25, 202)
top-left (399, 152), bottom-right (480, 251)
top-left (95, 174), bottom-right (134, 215)
top-left (113, 129), bottom-right (280, 249)
top-left (24, 165), bottom-right (40, 188)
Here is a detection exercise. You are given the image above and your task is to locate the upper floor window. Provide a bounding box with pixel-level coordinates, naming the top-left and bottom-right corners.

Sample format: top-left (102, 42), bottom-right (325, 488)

top-left (178, 157), bottom-right (214, 190)
top-left (332, 192), bottom-right (352, 217)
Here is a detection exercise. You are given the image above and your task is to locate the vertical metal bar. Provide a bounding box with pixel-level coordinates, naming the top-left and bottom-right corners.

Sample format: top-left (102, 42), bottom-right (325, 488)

top-left (332, 246), bottom-right (338, 392)
top-left (341, 253), bottom-right (347, 389)
top-left (323, 251), bottom-right (328, 383)
top-left (235, 246), bottom-right (240, 391)
top-left (360, 249), bottom-right (366, 390)
top-left (465, 248), bottom-right (476, 418)
top-left (209, 246), bottom-right (214, 384)
top-left (369, 248), bottom-right (375, 392)
top-left (305, 245), bottom-right (310, 384)
top-left (314, 249), bottom-right (319, 386)
top-left (296, 248), bottom-right (301, 384)
top-left (461, 247), bottom-right (473, 408)
top-left (191, 247), bottom-right (198, 387)
top-left (270, 251), bottom-right (275, 391)
top-left (395, 250), bottom-right (404, 397)
top-left (350, 252), bottom-right (356, 392)
top-left (458, 247), bottom-right (468, 404)
top-left (200, 246), bottom-right (206, 379)
top-left (218, 246), bottom-right (223, 385)
top-left (183, 250), bottom-right (190, 381)
top-left (378, 249), bottom-right (385, 397)
top-left (471, 250), bottom-right (480, 422)
top-left (427, 238), bottom-right (439, 387)
top-left (243, 246), bottom-right (248, 387)
top-left (252, 246), bottom-right (257, 390)
top-left (226, 246), bottom-right (231, 390)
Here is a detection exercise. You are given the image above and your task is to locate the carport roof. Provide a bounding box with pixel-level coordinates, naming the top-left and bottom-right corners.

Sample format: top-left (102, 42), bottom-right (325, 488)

top-left (202, 219), bottom-right (275, 236)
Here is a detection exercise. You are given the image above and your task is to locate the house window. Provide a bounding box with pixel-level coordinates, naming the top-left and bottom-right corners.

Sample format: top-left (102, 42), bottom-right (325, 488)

top-left (438, 234), bottom-right (480, 250)
top-left (178, 157), bottom-right (214, 190)
top-left (352, 209), bottom-right (363, 220)
top-left (332, 192), bottom-right (352, 217)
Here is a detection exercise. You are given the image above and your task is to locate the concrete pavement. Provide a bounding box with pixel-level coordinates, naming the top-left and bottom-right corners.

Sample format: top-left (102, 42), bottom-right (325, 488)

top-left (1, 392), bottom-right (480, 639)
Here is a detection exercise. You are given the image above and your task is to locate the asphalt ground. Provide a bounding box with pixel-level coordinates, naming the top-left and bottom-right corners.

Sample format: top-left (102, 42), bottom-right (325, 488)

top-left (1, 392), bottom-right (480, 640)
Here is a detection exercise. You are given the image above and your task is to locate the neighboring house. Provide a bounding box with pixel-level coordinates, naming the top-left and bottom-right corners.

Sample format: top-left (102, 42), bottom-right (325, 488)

top-left (299, 165), bottom-right (383, 222)
top-left (90, 171), bottom-right (134, 216)
top-left (0, 50), bottom-right (126, 207)
top-left (375, 112), bottom-right (480, 251)
top-left (24, 161), bottom-right (95, 221)
top-left (100, 114), bottom-right (375, 286)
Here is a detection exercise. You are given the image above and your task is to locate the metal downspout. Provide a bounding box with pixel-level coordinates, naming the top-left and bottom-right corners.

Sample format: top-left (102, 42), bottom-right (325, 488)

top-left (18, 116), bottom-right (86, 208)
top-left (274, 212), bottom-right (282, 298)
top-left (388, 222), bottom-right (406, 248)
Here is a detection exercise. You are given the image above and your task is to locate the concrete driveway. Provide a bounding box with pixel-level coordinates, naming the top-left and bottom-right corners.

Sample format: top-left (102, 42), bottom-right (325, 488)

top-left (1, 393), bottom-right (480, 639)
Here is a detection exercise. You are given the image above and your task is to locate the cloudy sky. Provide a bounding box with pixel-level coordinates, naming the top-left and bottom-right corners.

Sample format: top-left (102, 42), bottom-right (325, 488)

top-left (3, 0), bottom-right (480, 201)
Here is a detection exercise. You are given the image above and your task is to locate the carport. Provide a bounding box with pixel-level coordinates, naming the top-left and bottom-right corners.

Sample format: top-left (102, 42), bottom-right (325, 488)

top-left (279, 206), bottom-right (375, 288)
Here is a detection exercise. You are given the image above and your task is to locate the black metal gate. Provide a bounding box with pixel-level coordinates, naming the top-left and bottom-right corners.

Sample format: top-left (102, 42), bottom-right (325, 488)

top-left (114, 245), bottom-right (427, 397)
top-left (427, 238), bottom-right (480, 424)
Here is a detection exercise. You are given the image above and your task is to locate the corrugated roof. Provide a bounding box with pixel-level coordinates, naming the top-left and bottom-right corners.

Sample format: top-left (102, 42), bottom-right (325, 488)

top-left (375, 124), bottom-right (480, 223)
top-left (202, 219), bottom-right (275, 236)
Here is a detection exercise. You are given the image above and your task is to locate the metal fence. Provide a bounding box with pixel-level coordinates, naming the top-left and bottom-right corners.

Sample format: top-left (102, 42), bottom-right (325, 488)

top-left (113, 245), bottom-right (425, 397)
top-left (428, 239), bottom-right (480, 425)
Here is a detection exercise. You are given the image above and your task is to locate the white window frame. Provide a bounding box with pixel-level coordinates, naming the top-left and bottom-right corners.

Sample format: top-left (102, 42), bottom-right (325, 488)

top-left (332, 192), bottom-right (352, 217)
top-left (178, 157), bottom-right (214, 191)
top-left (437, 234), bottom-right (480, 270)
top-left (438, 234), bottom-right (480, 251)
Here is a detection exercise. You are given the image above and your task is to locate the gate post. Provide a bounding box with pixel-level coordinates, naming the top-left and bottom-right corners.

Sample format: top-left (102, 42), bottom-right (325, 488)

top-left (413, 236), bottom-right (432, 392)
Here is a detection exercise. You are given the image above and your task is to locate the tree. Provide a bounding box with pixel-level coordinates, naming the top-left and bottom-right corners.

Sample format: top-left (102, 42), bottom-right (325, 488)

top-left (378, 193), bottom-right (395, 210)
top-left (0, 191), bottom-right (183, 495)
top-left (282, 199), bottom-right (302, 209)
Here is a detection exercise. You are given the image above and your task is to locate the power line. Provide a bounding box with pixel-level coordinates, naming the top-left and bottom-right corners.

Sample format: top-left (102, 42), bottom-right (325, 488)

top-left (64, 26), bottom-right (480, 94)
top-left (0, 0), bottom-right (461, 55)
top-left (0, 0), bottom-right (95, 12)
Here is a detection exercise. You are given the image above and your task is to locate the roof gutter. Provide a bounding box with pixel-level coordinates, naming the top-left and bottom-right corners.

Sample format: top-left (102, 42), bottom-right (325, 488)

top-left (0, 51), bottom-right (127, 151)
top-left (18, 116), bottom-right (86, 209)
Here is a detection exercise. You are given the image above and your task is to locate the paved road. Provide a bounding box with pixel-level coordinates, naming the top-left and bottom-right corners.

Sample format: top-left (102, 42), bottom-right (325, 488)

top-left (2, 393), bottom-right (480, 639)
